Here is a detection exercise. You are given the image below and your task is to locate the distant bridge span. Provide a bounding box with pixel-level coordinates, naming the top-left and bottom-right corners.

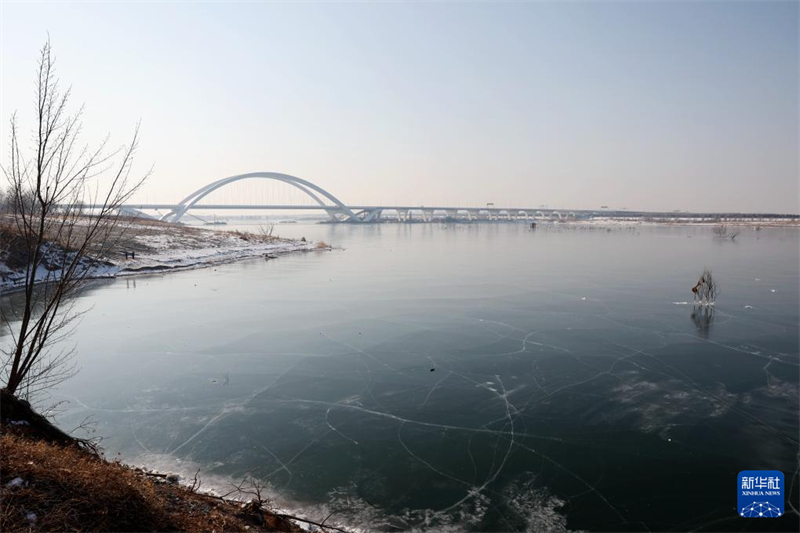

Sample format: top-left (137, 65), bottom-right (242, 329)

top-left (109, 171), bottom-right (593, 223)
top-left (159, 172), bottom-right (357, 223)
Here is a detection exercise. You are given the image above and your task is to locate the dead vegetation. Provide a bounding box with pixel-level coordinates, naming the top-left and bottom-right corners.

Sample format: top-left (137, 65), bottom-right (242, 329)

top-left (691, 268), bottom-right (719, 304)
top-left (0, 221), bottom-right (30, 270)
top-left (712, 224), bottom-right (739, 240)
top-left (0, 215), bottom-right (148, 269)
top-left (0, 433), bottom-right (303, 532)
top-left (229, 228), bottom-right (282, 244)
top-left (257, 223), bottom-right (276, 239)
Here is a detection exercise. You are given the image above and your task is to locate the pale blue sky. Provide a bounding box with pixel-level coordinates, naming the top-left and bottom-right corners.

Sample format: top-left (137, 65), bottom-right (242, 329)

top-left (1, 1), bottom-right (797, 213)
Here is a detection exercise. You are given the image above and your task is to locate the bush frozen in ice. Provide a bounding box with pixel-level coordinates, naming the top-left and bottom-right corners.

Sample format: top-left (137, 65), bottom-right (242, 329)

top-left (691, 268), bottom-right (719, 304)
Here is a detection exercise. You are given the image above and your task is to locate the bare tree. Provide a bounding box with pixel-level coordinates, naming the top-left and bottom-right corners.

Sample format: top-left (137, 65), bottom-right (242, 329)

top-left (258, 223), bottom-right (275, 238)
top-left (712, 224), bottom-right (739, 240)
top-left (691, 268), bottom-right (719, 305)
top-left (1, 40), bottom-right (147, 399)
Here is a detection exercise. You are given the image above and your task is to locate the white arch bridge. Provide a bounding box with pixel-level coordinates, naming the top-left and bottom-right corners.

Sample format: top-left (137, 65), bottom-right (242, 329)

top-left (111, 172), bottom-right (586, 223)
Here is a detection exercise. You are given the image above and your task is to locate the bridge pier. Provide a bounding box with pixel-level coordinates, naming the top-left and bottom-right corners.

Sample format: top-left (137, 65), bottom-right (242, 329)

top-left (360, 208), bottom-right (382, 222)
top-left (325, 208), bottom-right (353, 222)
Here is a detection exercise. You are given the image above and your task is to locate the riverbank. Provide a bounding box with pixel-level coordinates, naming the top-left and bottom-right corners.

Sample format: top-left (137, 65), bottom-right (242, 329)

top-left (0, 219), bottom-right (330, 293)
top-left (555, 216), bottom-right (800, 228)
top-left (415, 217), bottom-right (800, 227)
top-left (1, 390), bottom-right (352, 533)
top-left (0, 432), bottom-right (305, 532)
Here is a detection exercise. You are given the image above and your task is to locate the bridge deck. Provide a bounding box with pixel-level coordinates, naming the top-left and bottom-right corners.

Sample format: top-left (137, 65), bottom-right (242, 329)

top-left (102, 204), bottom-right (585, 213)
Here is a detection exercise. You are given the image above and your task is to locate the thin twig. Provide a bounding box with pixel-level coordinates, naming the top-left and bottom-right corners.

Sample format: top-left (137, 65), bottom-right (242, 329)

top-left (274, 513), bottom-right (352, 533)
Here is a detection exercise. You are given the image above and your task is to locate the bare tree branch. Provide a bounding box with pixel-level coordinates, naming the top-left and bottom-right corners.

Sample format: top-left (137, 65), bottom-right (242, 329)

top-left (1, 39), bottom-right (147, 399)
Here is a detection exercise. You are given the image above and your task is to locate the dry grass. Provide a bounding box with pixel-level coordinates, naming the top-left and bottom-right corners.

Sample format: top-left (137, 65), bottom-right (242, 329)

top-left (228, 229), bottom-right (281, 244)
top-left (0, 434), bottom-right (301, 532)
top-left (0, 221), bottom-right (30, 269)
top-left (0, 214), bottom-right (149, 261)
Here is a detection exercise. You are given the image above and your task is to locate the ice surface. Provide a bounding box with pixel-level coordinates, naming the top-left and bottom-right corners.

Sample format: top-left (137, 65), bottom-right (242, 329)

top-left (20, 224), bottom-right (800, 531)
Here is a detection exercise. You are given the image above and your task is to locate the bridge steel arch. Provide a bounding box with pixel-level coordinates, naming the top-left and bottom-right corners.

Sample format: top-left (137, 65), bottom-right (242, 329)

top-left (162, 172), bottom-right (357, 223)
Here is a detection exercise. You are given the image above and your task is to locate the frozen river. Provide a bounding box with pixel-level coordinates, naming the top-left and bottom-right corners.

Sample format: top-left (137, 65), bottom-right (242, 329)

top-left (7, 222), bottom-right (799, 531)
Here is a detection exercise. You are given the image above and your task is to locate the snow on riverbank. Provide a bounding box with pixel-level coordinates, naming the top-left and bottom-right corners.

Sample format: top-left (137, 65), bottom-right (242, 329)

top-left (116, 229), bottom-right (322, 275)
top-left (566, 216), bottom-right (799, 228)
top-left (0, 223), bottom-right (327, 293)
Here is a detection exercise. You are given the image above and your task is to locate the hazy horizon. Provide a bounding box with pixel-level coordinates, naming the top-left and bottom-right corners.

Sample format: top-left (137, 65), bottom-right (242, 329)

top-left (1, 1), bottom-right (798, 214)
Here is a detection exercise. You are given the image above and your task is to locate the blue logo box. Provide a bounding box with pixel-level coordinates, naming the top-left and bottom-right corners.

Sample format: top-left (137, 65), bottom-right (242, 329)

top-left (738, 470), bottom-right (784, 517)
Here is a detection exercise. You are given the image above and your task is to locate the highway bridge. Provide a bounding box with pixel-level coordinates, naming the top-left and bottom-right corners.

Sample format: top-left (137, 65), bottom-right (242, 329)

top-left (104, 172), bottom-right (796, 224)
top-left (110, 172), bottom-right (587, 223)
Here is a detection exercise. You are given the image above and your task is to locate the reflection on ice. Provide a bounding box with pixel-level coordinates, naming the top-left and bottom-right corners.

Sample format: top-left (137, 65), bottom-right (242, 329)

top-left (690, 304), bottom-right (715, 337)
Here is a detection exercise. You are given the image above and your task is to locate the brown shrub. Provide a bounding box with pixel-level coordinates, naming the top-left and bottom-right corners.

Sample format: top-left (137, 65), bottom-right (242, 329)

top-left (0, 434), bottom-right (300, 532)
top-left (0, 222), bottom-right (31, 270)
